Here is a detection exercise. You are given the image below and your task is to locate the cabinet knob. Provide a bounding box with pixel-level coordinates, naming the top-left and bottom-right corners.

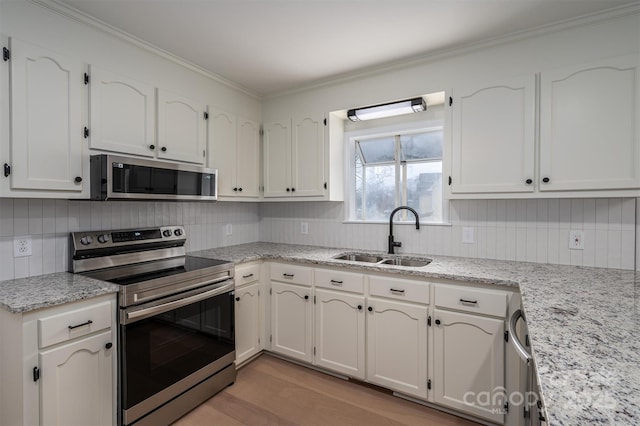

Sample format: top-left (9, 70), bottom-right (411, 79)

top-left (357, 305), bottom-right (362, 311)
top-left (149, 144), bottom-right (155, 150)
top-left (435, 319), bottom-right (441, 325)
top-left (235, 296), bottom-right (240, 302)
top-left (233, 187), bottom-right (238, 192)
top-left (286, 188), bottom-right (290, 192)
top-left (291, 187), bottom-right (295, 192)
top-left (161, 146), bottom-right (167, 152)
top-left (74, 176), bottom-right (82, 183)
top-left (368, 306), bottom-right (373, 312)
top-left (238, 187), bottom-right (243, 192)
top-left (304, 295), bottom-right (309, 300)
top-left (525, 178), bottom-right (532, 185)
top-left (105, 342), bottom-right (113, 350)
top-left (542, 177), bottom-right (550, 183)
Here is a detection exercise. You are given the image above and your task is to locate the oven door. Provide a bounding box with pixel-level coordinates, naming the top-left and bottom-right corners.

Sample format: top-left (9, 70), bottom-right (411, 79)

top-left (120, 281), bottom-right (235, 425)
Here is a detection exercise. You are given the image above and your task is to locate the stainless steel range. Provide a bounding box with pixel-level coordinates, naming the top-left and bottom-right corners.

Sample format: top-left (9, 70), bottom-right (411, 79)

top-left (70, 226), bottom-right (236, 426)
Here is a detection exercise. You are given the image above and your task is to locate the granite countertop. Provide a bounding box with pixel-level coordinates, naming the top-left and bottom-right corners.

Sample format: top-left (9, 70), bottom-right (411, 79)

top-left (192, 242), bottom-right (640, 426)
top-left (0, 272), bottom-right (119, 314)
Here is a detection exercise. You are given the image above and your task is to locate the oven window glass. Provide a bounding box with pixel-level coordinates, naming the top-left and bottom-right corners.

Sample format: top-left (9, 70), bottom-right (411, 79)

top-left (121, 291), bottom-right (234, 410)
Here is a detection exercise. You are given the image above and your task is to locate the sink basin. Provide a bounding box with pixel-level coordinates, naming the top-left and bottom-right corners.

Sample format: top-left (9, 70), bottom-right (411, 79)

top-left (380, 257), bottom-right (432, 267)
top-left (333, 253), bottom-right (385, 263)
top-left (333, 253), bottom-right (431, 267)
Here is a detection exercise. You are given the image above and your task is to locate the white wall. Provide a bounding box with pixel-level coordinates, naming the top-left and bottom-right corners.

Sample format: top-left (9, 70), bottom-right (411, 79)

top-left (260, 198), bottom-right (636, 270)
top-left (0, 199), bottom-right (260, 281)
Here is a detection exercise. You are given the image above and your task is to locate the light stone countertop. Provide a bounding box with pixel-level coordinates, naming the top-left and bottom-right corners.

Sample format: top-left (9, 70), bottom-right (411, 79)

top-left (1, 242), bottom-right (637, 425)
top-left (191, 242), bottom-right (640, 426)
top-left (0, 272), bottom-right (119, 314)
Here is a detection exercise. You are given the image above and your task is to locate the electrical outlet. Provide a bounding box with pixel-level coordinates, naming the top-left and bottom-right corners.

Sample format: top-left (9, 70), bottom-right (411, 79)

top-left (569, 230), bottom-right (584, 250)
top-left (462, 227), bottom-right (474, 244)
top-left (14, 236), bottom-right (32, 257)
top-left (225, 224), bottom-right (233, 236)
top-left (301, 222), bottom-right (308, 235)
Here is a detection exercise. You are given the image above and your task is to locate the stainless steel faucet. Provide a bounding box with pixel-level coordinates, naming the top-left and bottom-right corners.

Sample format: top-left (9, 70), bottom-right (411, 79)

top-left (388, 206), bottom-right (420, 254)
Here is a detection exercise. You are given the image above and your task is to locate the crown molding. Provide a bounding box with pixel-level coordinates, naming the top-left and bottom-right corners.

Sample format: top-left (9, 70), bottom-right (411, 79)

top-left (30, 0), bottom-right (261, 100)
top-left (264, 1), bottom-right (640, 100)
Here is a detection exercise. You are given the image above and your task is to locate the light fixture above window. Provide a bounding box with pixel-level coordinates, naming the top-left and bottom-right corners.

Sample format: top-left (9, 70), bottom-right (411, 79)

top-left (347, 97), bottom-right (426, 122)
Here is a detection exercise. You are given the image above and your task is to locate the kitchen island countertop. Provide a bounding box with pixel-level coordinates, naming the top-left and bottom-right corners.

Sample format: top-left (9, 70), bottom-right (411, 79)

top-left (192, 242), bottom-right (640, 426)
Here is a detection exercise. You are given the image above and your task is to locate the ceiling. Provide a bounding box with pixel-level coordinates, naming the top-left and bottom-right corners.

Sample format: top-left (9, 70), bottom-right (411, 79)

top-left (57, 0), bottom-right (635, 97)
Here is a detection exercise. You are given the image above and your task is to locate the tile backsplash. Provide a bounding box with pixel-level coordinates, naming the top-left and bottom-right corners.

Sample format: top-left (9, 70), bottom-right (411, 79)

top-left (0, 199), bottom-right (260, 281)
top-left (0, 197), bottom-right (636, 281)
top-left (260, 198), bottom-right (637, 271)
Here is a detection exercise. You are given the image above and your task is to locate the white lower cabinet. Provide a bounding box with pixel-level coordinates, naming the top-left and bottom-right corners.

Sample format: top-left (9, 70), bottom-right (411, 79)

top-left (234, 282), bottom-right (261, 365)
top-left (314, 288), bottom-right (365, 379)
top-left (40, 330), bottom-right (114, 426)
top-left (366, 297), bottom-right (429, 399)
top-left (270, 281), bottom-right (313, 363)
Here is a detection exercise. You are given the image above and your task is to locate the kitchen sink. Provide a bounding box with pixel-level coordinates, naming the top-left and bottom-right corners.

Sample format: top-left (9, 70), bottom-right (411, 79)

top-left (333, 253), bottom-right (431, 268)
top-left (333, 253), bottom-right (385, 263)
top-left (380, 257), bottom-right (432, 267)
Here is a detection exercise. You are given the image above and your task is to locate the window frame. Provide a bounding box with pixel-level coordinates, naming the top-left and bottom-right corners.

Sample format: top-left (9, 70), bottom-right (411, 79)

top-left (344, 119), bottom-right (448, 224)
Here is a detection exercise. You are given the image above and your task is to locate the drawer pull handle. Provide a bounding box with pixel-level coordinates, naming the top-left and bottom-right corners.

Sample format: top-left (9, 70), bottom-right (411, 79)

top-left (330, 279), bottom-right (343, 285)
top-left (242, 273), bottom-right (254, 279)
top-left (390, 288), bottom-right (405, 294)
top-left (460, 298), bottom-right (478, 304)
top-left (68, 320), bottom-right (93, 330)
top-left (283, 273), bottom-right (294, 278)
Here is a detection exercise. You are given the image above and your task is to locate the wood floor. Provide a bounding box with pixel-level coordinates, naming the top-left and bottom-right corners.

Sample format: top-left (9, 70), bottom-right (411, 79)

top-left (174, 354), bottom-right (479, 426)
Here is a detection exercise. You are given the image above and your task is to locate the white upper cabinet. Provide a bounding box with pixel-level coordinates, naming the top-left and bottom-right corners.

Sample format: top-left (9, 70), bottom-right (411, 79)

top-left (539, 54), bottom-right (639, 191)
top-left (89, 65), bottom-right (155, 157)
top-left (157, 89), bottom-right (206, 164)
top-left (209, 108), bottom-right (260, 198)
top-left (8, 37), bottom-right (84, 193)
top-left (263, 114), bottom-right (325, 198)
top-left (451, 75), bottom-right (536, 193)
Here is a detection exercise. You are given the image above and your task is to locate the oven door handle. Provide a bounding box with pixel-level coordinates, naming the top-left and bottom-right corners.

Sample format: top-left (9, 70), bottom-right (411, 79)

top-left (125, 283), bottom-right (232, 323)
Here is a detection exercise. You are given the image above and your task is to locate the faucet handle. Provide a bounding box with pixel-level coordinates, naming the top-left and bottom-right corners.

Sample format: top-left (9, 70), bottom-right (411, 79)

top-left (393, 241), bottom-right (402, 248)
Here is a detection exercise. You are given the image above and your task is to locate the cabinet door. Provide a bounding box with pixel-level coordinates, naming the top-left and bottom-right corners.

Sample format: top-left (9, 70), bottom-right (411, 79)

top-left (157, 89), bottom-right (206, 164)
top-left (314, 289), bottom-right (365, 379)
top-left (236, 117), bottom-right (261, 197)
top-left (433, 309), bottom-right (504, 424)
top-left (209, 108), bottom-right (237, 196)
top-left (366, 297), bottom-right (428, 399)
top-left (9, 38), bottom-right (84, 192)
top-left (451, 75), bottom-right (535, 193)
top-left (540, 55), bottom-right (640, 191)
top-left (292, 114), bottom-right (325, 197)
top-left (270, 281), bottom-right (313, 363)
top-left (263, 120), bottom-right (291, 197)
top-left (89, 66), bottom-right (155, 157)
top-left (40, 330), bottom-right (114, 426)
top-left (235, 282), bottom-right (261, 365)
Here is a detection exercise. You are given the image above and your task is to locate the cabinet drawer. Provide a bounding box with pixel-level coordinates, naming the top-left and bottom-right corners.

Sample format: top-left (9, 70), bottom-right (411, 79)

top-left (315, 269), bottom-right (364, 294)
top-left (435, 284), bottom-right (507, 318)
top-left (369, 276), bottom-right (429, 304)
top-left (39, 301), bottom-right (112, 348)
top-left (269, 263), bottom-right (312, 286)
top-left (236, 263), bottom-right (261, 286)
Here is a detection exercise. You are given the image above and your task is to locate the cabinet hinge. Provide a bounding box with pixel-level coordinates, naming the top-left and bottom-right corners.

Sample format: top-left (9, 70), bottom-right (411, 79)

top-left (33, 366), bottom-right (40, 382)
top-left (269, 334), bottom-right (272, 343)
top-left (203, 150), bottom-right (206, 158)
top-left (204, 111), bottom-right (209, 120)
top-left (427, 379), bottom-right (431, 390)
top-left (448, 176), bottom-right (452, 186)
top-left (258, 289), bottom-right (260, 297)
top-left (323, 118), bottom-right (327, 126)
top-left (84, 127), bottom-right (90, 138)
top-left (427, 316), bottom-right (431, 326)
top-left (449, 96), bottom-right (453, 107)
top-left (3, 47), bottom-right (10, 62)
top-left (313, 346), bottom-right (316, 355)
top-left (258, 337), bottom-right (261, 344)
top-left (504, 401), bottom-right (509, 413)
top-left (504, 330), bottom-right (509, 342)
top-left (84, 72), bottom-right (90, 85)
top-left (3, 163), bottom-right (10, 177)
top-left (323, 182), bottom-right (327, 190)
top-left (260, 129), bottom-right (264, 136)
top-left (313, 295), bottom-right (316, 304)
top-left (524, 407), bottom-right (530, 419)
top-left (269, 288), bottom-right (272, 295)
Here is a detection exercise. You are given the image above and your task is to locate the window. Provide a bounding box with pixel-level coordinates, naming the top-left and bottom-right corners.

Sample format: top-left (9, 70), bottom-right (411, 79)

top-left (349, 127), bottom-right (443, 223)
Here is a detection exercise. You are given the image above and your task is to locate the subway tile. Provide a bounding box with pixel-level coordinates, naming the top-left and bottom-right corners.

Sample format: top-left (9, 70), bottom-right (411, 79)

top-left (0, 237), bottom-right (14, 280)
top-left (29, 235), bottom-right (43, 277)
top-left (14, 199), bottom-right (29, 235)
top-left (595, 199), bottom-right (610, 230)
top-left (607, 199), bottom-right (623, 231)
top-left (620, 230), bottom-right (634, 270)
top-left (570, 199), bottom-right (584, 227)
top-left (28, 199), bottom-right (43, 235)
top-left (582, 199), bottom-right (596, 230)
top-left (535, 228), bottom-right (548, 264)
top-left (536, 199), bottom-right (548, 229)
top-left (0, 198), bottom-right (13, 237)
top-left (582, 229), bottom-right (596, 268)
top-left (14, 257), bottom-right (29, 279)
top-left (54, 200), bottom-right (68, 233)
top-left (606, 230), bottom-right (622, 269)
top-left (594, 229), bottom-right (609, 269)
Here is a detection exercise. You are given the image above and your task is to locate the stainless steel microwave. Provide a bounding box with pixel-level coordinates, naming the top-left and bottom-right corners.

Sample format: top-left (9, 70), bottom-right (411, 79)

top-left (90, 154), bottom-right (217, 201)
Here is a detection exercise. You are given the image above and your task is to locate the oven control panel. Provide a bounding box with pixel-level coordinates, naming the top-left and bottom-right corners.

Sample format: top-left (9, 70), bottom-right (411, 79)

top-left (71, 225), bottom-right (187, 250)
